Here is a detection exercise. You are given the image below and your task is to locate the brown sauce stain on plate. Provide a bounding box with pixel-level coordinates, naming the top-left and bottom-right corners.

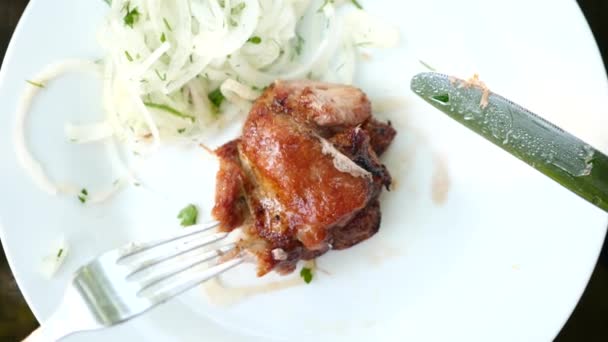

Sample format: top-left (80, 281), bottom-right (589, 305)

top-left (431, 155), bottom-right (450, 206)
top-left (202, 260), bottom-right (316, 306)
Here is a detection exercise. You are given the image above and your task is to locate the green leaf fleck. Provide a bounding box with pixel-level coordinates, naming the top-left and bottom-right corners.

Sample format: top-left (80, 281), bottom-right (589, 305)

top-left (208, 88), bottom-right (225, 109)
top-left (177, 128), bottom-right (186, 134)
top-left (300, 267), bottom-right (313, 284)
top-left (231, 3), bottom-right (246, 15)
top-left (294, 34), bottom-right (305, 56)
top-left (78, 188), bottom-right (88, 203)
top-left (57, 248), bottom-right (64, 258)
top-left (123, 4), bottom-right (140, 28)
top-left (351, 0), bottom-right (363, 9)
top-left (177, 204), bottom-right (198, 227)
top-left (154, 69), bottom-right (167, 81)
top-left (143, 102), bottom-right (196, 122)
top-left (124, 50), bottom-right (134, 62)
top-left (247, 36), bottom-right (262, 44)
top-left (160, 32), bottom-right (167, 43)
top-left (163, 17), bottom-right (173, 31)
top-left (26, 80), bottom-right (45, 88)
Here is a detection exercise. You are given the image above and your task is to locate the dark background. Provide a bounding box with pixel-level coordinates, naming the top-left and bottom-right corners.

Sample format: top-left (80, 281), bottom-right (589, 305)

top-left (1, 0), bottom-right (607, 341)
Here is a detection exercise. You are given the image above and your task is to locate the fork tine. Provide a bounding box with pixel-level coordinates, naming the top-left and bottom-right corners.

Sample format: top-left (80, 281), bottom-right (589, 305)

top-left (133, 243), bottom-right (236, 290)
top-left (125, 231), bottom-right (230, 277)
top-left (117, 221), bottom-right (220, 259)
top-left (142, 257), bottom-right (245, 303)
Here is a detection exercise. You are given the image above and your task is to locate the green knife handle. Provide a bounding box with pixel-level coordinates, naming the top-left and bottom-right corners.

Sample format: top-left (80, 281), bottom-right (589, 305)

top-left (411, 72), bottom-right (608, 213)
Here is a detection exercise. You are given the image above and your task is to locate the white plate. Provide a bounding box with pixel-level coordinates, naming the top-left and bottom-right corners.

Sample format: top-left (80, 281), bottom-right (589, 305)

top-left (1, 0), bottom-right (607, 341)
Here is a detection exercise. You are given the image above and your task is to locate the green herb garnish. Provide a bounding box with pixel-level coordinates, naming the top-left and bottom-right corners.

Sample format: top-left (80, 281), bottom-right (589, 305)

top-left (300, 267), bottom-right (313, 284)
top-left (78, 188), bottom-right (88, 203)
top-left (294, 34), bottom-right (305, 56)
top-left (231, 3), bottom-right (246, 15)
top-left (160, 32), bottom-right (167, 43)
top-left (247, 36), bottom-right (262, 44)
top-left (143, 102), bottom-right (196, 122)
top-left (163, 17), bottom-right (173, 31)
top-left (177, 204), bottom-right (198, 227)
top-left (351, 0), bottom-right (363, 9)
top-left (26, 80), bottom-right (45, 88)
top-left (208, 88), bottom-right (225, 109)
top-left (124, 50), bottom-right (134, 62)
top-left (57, 248), bottom-right (64, 258)
top-left (177, 128), bottom-right (186, 134)
top-left (154, 69), bottom-right (167, 81)
top-left (123, 4), bottom-right (140, 28)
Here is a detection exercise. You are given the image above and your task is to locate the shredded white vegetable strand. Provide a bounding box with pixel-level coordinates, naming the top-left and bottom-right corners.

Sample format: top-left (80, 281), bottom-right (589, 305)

top-left (98, 0), bottom-right (398, 146)
top-left (14, 0), bottom-right (399, 201)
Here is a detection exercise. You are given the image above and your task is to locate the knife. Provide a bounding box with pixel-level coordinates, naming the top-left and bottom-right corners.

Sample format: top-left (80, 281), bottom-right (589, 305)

top-left (410, 72), bottom-right (608, 213)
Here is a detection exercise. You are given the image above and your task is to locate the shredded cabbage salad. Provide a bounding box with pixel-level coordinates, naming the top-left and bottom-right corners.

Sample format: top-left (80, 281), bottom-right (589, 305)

top-left (16, 0), bottom-right (399, 202)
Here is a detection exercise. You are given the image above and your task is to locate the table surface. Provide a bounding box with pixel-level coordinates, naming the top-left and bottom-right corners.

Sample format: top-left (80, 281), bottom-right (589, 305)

top-left (1, 0), bottom-right (607, 341)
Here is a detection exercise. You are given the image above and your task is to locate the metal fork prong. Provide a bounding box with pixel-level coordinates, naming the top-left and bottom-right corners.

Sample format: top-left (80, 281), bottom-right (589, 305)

top-left (125, 232), bottom-right (229, 278)
top-left (143, 257), bottom-right (245, 303)
top-left (133, 244), bottom-right (236, 291)
top-left (117, 221), bottom-right (221, 259)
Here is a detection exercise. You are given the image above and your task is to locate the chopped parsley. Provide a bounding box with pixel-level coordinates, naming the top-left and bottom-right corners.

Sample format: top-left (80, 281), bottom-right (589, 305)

top-left (143, 102), bottom-right (196, 122)
top-left (231, 3), bottom-right (246, 15)
top-left (78, 188), bottom-right (88, 204)
top-left (431, 94), bottom-right (450, 104)
top-left (57, 248), bottom-right (64, 258)
top-left (160, 32), bottom-right (167, 43)
top-left (208, 88), bottom-right (225, 109)
top-left (351, 0), bottom-right (363, 9)
top-left (124, 50), bottom-right (134, 62)
top-left (103, 0), bottom-right (111, 5)
top-left (123, 3), bottom-right (141, 28)
top-left (300, 267), bottom-right (313, 284)
top-left (247, 36), bottom-right (262, 44)
top-left (163, 17), bottom-right (173, 31)
top-left (177, 204), bottom-right (198, 227)
top-left (294, 34), bottom-right (305, 56)
top-left (154, 69), bottom-right (167, 81)
top-left (177, 128), bottom-right (186, 134)
top-left (26, 80), bottom-right (45, 88)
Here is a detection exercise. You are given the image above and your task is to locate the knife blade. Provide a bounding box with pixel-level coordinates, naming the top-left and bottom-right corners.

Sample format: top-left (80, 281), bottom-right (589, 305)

top-left (410, 72), bottom-right (608, 213)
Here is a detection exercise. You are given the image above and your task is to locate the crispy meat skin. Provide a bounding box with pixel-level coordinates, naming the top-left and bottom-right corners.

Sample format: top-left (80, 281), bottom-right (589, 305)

top-left (213, 141), bottom-right (247, 230)
top-left (212, 80), bottom-right (395, 276)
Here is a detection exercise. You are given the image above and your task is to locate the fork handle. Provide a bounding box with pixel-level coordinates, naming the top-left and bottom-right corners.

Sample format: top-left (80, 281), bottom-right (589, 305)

top-left (22, 310), bottom-right (73, 342)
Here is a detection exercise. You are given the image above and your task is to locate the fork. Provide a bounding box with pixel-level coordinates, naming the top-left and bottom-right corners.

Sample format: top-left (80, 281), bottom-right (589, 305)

top-left (24, 221), bottom-right (243, 342)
